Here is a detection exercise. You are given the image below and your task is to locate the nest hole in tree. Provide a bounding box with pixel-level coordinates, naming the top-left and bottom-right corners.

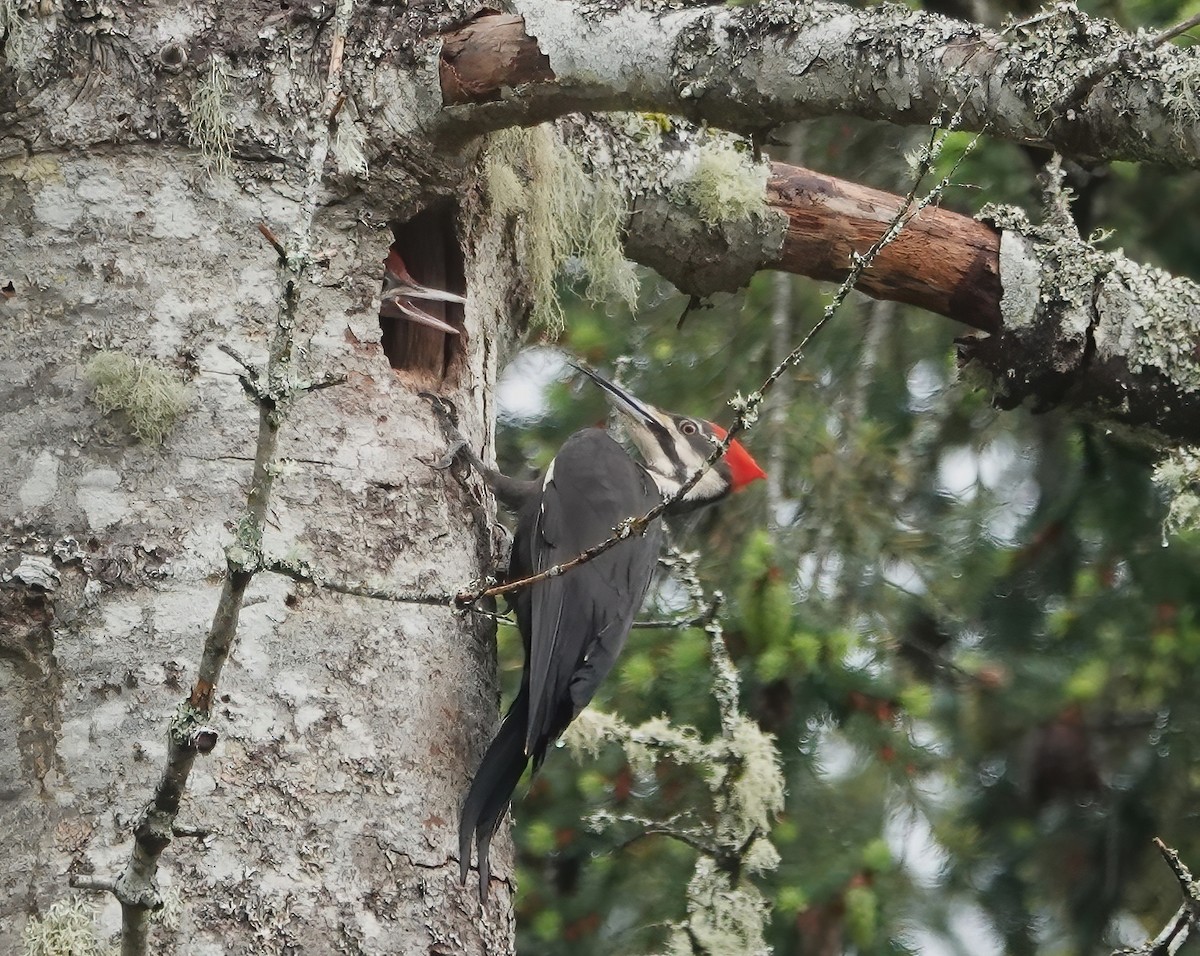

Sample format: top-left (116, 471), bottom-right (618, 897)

top-left (379, 201), bottom-right (466, 379)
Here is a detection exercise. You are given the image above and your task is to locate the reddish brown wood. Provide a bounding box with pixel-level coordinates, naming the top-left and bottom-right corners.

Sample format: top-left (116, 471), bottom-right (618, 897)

top-left (440, 11), bottom-right (554, 106)
top-left (767, 164), bottom-right (1002, 333)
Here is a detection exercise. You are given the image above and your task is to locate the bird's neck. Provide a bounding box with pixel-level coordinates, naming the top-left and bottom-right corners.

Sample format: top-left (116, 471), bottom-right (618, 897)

top-left (647, 467), bottom-right (730, 513)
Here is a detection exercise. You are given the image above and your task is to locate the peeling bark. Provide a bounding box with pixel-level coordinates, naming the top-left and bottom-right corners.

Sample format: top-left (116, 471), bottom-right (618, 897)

top-left (606, 130), bottom-right (1200, 445)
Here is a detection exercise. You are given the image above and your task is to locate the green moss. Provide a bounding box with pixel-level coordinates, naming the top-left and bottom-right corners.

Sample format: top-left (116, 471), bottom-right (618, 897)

top-left (483, 125), bottom-right (637, 335)
top-left (672, 137), bottom-right (768, 227)
top-left (188, 58), bottom-right (235, 176)
top-left (22, 898), bottom-right (114, 956)
top-left (84, 351), bottom-right (190, 444)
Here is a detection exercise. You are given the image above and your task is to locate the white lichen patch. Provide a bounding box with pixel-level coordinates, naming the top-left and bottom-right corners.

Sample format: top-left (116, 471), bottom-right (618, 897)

top-left (980, 159), bottom-right (1200, 400)
top-left (75, 468), bottom-right (128, 531)
top-left (1095, 257), bottom-right (1200, 393)
top-left (21, 897), bottom-right (114, 956)
top-left (670, 136), bottom-right (768, 227)
top-left (1154, 446), bottom-right (1200, 535)
top-left (483, 125), bottom-right (638, 335)
top-left (666, 857), bottom-right (772, 956)
top-left (18, 448), bottom-right (59, 509)
top-left (333, 116), bottom-right (369, 178)
top-left (84, 350), bottom-right (190, 444)
top-left (980, 192), bottom-right (1100, 353)
top-left (997, 230), bottom-right (1040, 330)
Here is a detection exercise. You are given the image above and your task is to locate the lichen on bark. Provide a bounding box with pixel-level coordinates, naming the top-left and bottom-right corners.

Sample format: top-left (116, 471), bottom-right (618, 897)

top-left (968, 163), bottom-right (1200, 441)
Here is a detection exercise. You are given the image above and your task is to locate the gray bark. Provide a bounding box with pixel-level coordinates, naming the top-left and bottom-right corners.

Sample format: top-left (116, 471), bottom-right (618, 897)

top-left (0, 153), bottom-right (513, 953)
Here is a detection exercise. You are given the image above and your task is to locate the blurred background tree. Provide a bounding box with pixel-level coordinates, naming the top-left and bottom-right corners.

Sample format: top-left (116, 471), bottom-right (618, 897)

top-left (484, 1), bottom-right (1200, 952)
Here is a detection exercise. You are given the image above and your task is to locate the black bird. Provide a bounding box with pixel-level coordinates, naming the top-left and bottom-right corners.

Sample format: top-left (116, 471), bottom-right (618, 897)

top-left (455, 366), bottom-right (766, 901)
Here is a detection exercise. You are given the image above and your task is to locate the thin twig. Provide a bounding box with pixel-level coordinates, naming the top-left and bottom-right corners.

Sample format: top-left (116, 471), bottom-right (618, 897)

top-left (1150, 10), bottom-right (1200, 47)
top-left (70, 876), bottom-right (118, 893)
top-left (257, 222), bottom-right (287, 260)
top-left (1155, 837), bottom-right (1199, 895)
top-left (663, 547), bottom-right (739, 737)
top-left (99, 5), bottom-right (358, 953)
top-left (263, 555), bottom-right (455, 606)
top-left (1114, 841), bottom-right (1200, 955)
top-left (613, 825), bottom-right (722, 857)
top-left (631, 607), bottom-right (718, 630)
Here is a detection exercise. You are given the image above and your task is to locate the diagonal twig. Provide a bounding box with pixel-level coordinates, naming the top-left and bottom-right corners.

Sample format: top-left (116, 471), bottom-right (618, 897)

top-left (454, 118), bottom-right (981, 610)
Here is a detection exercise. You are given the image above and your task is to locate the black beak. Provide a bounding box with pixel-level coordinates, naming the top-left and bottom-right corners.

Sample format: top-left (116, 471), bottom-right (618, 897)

top-left (573, 364), bottom-right (666, 434)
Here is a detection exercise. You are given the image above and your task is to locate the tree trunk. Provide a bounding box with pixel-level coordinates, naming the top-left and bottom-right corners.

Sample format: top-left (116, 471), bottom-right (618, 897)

top-left (1, 146), bottom-right (514, 951)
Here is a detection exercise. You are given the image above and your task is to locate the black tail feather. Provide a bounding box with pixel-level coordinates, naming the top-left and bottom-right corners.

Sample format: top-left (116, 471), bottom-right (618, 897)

top-left (459, 690), bottom-right (531, 901)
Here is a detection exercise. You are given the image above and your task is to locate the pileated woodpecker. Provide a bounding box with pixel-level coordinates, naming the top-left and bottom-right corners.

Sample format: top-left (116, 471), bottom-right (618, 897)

top-left (454, 366), bottom-right (766, 900)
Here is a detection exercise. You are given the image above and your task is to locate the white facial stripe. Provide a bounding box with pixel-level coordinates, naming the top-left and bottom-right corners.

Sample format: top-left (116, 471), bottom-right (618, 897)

top-left (646, 465), bottom-right (728, 503)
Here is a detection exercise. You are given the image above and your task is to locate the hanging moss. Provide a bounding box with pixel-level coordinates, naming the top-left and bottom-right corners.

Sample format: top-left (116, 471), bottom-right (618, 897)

top-left (188, 58), bottom-right (235, 176)
top-left (84, 351), bottom-right (190, 444)
top-left (483, 125), bottom-right (638, 335)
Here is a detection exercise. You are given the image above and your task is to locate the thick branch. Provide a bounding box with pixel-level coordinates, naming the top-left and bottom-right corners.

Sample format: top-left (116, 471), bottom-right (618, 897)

top-left (620, 149), bottom-right (1200, 445)
top-left (436, 1), bottom-right (1200, 168)
top-left (767, 165), bottom-right (1002, 333)
top-left (627, 161), bottom-right (1001, 333)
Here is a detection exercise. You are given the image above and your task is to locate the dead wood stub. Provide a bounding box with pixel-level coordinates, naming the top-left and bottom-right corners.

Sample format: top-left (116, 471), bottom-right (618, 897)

top-left (440, 11), bottom-right (555, 106)
top-left (767, 164), bottom-right (1003, 334)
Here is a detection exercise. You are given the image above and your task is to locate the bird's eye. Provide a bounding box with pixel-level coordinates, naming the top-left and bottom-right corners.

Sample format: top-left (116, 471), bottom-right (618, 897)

top-left (680, 420), bottom-right (698, 435)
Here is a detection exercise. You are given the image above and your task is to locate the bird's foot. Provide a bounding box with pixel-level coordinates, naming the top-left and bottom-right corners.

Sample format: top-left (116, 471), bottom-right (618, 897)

top-left (419, 390), bottom-right (459, 428)
top-left (432, 437), bottom-right (468, 470)
top-left (420, 392), bottom-right (472, 469)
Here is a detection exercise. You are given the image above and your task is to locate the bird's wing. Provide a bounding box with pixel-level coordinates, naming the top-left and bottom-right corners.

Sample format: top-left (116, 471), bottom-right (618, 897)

top-left (522, 430), bottom-right (662, 761)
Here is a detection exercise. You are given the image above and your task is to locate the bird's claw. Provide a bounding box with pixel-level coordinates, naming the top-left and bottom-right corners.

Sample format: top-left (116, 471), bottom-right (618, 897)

top-left (432, 438), bottom-right (469, 470)
top-left (420, 392), bottom-right (473, 471)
